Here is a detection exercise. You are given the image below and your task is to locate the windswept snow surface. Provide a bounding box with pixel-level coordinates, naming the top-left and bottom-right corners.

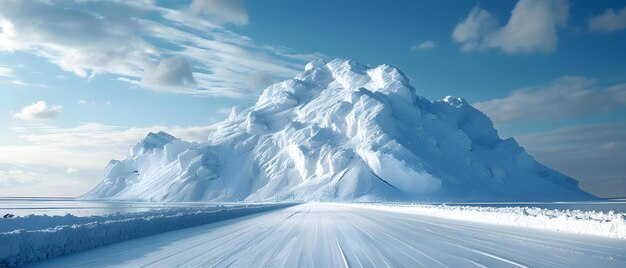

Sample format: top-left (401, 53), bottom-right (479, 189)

top-left (83, 59), bottom-right (593, 202)
top-left (0, 203), bottom-right (292, 267)
top-left (349, 203), bottom-right (626, 239)
top-left (28, 203), bottom-right (626, 267)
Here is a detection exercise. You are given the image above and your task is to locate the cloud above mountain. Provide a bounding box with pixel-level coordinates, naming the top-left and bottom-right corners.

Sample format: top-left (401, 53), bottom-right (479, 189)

top-left (0, 0), bottom-right (320, 97)
top-left (474, 76), bottom-right (626, 123)
top-left (189, 0), bottom-right (249, 26)
top-left (141, 56), bottom-right (197, 92)
top-left (411, 41), bottom-right (437, 50)
top-left (453, 0), bottom-right (569, 53)
top-left (517, 122), bottom-right (626, 197)
top-left (0, 123), bottom-right (217, 170)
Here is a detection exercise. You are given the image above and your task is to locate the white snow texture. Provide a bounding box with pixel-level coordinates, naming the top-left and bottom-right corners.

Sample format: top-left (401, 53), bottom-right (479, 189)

top-left (82, 59), bottom-right (593, 202)
top-left (350, 203), bottom-right (626, 239)
top-left (0, 204), bottom-right (291, 266)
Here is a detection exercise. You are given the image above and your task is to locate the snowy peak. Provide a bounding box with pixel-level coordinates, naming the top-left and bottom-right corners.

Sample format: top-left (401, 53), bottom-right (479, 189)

top-left (131, 131), bottom-right (177, 156)
top-left (309, 59), bottom-right (415, 102)
top-left (83, 59), bottom-right (594, 202)
top-left (255, 59), bottom-right (416, 113)
top-left (442, 96), bottom-right (467, 108)
top-left (143, 131), bottom-right (176, 149)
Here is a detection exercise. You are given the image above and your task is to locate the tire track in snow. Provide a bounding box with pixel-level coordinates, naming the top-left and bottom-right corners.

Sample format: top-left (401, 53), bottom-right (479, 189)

top-left (28, 203), bottom-right (626, 268)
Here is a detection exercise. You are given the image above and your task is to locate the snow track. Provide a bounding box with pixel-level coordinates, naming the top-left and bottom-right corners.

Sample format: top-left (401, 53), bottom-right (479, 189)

top-left (28, 203), bottom-right (626, 267)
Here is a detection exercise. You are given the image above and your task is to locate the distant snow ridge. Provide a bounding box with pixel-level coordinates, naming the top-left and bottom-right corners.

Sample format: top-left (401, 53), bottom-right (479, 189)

top-left (83, 59), bottom-right (594, 202)
top-left (349, 203), bottom-right (625, 239)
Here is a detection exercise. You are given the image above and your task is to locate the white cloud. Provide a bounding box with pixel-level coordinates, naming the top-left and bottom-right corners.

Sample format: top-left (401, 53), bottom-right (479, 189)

top-left (190, 0), bottom-right (249, 26)
top-left (453, 0), bottom-right (569, 53)
top-left (0, 123), bottom-right (219, 196)
top-left (77, 100), bottom-right (97, 105)
top-left (12, 101), bottom-right (63, 120)
top-left (0, 167), bottom-right (41, 187)
top-left (0, 0), bottom-right (321, 97)
top-left (141, 55), bottom-right (196, 92)
top-left (517, 122), bottom-right (626, 198)
top-left (411, 41), bottom-right (437, 50)
top-left (0, 1), bottom-right (154, 79)
top-left (77, 99), bottom-right (96, 105)
top-left (0, 123), bottom-right (217, 170)
top-left (9, 79), bottom-right (47, 88)
top-left (474, 76), bottom-right (626, 123)
top-left (10, 126), bottom-right (26, 133)
top-left (452, 6), bottom-right (497, 52)
top-left (216, 107), bottom-right (232, 114)
top-left (0, 66), bottom-right (14, 77)
top-left (588, 7), bottom-right (626, 32)
top-left (0, 163), bottom-right (92, 197)
top-left (244, 72), bottom-right (274, 90)
top-left (0, 173), bottom-right (40, 187)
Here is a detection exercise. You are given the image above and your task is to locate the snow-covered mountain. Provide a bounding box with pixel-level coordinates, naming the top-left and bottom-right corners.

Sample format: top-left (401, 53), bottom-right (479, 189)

top-left (82, 59), bottom-right (594, 202)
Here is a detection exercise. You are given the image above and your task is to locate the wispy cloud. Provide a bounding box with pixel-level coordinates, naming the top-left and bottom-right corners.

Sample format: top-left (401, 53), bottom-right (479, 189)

top-left (453, 0), bottom-right (569, 53)
top-left (0, 123), bottom-right (217, 169)
top-left (0, 168), bottom-right (41, 187)
top-left (10, 79), bottom-right (48, 88)
top-left (588, 6), bottom-right (626, 32)
top-left (474, 76), bottom-right (626, 123)
top-left (517, 121), bottom-right (626, 197)
top-left (216, 107), bottom-right (233, 114)
top-left (0, 66), bottom-right (14, 77)
top-left (0, 163), bottom-right (93, 197)
top-left (411, 41), bottom-right (437, 50)
top-left (0, 122), bottom-right (218, 196)
top-left (140, 55), bottom-right (196, 92)
top-left (189, 0), bottom-right (249, 26)
top-left (12, 101), bottom-right (63, 120)
top-left (0, 0), bottom-right (322, 97)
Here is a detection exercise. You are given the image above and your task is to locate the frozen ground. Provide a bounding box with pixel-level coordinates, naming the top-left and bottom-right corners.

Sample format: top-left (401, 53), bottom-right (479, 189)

top-left (23, 203), bottom-right (626, 267)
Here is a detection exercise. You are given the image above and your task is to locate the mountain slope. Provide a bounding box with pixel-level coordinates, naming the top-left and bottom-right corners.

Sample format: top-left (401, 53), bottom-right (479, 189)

top-left (82, 59), bottom-right (594, 201)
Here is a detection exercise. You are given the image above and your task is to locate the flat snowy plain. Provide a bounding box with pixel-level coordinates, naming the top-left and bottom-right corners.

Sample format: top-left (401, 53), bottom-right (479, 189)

top-left (1, 200), bottom-right (624, 267)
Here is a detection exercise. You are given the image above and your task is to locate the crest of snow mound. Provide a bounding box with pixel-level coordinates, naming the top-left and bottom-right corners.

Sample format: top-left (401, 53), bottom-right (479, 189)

top-left (82, 59), bottom-right (595, 202)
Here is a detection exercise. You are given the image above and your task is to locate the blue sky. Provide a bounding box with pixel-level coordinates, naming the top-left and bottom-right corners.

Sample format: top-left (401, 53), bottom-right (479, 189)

top-left (1, 0), bottom-right (625, 197)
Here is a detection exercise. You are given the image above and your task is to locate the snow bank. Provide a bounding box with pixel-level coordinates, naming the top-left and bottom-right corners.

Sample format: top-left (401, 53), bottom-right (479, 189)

top-left (0, 204), bottom-right (292, 267)
top-left (348, 203), bottom-right (626, 239)
top-left (0, 204), bottom-right (241, 233)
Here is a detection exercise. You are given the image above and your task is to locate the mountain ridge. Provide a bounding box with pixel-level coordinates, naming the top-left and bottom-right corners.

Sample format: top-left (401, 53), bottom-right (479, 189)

top-left (82, 59), bottom-right (595, 202)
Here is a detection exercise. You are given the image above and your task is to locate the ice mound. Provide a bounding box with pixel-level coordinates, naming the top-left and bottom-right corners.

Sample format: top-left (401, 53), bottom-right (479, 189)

top-left (82, 59), bottom-right (595, 202)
